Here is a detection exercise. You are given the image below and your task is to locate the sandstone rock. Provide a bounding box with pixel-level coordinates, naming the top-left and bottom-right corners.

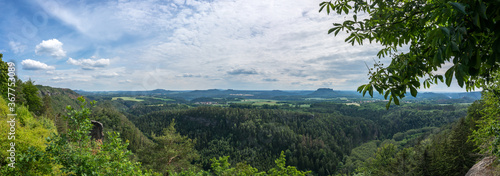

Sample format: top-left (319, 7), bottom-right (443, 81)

top-left (466, 156), bottom-right (496, 176)
top-left (90, 120), bottom-right (104, 141)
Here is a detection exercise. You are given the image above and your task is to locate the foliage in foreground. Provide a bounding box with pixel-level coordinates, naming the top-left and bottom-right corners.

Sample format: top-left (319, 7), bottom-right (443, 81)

top-left (472, 73), bottom-right (500, 157)
top-left (346, 77), bottom-right (500, 176)
top-left (172, 151), bottom-right (311, 176)
top-left (0, 96), bottom-right (157, 175)
top-left (0, 97), bottom-right (58, 175)
top-left (46, 97), bottom-right (156, 175)
top-left (320, 0), bottom-right (500, 108)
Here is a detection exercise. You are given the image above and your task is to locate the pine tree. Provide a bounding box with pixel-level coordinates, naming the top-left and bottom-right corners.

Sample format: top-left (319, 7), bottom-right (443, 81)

top-left (0, 54), bottom-right (9, 99)
top-left (139, 119), bottom-right (200, 174)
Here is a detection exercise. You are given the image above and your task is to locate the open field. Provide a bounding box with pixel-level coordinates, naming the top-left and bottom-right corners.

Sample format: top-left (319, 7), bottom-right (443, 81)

top-left (345, 102), bottom-right (361, 106)
top-left (149, 97), bottom-right (176, 101)
top-left (111, 97), bottom-right (144, 102)
top-left (229, 99), bottom-right (282, 105)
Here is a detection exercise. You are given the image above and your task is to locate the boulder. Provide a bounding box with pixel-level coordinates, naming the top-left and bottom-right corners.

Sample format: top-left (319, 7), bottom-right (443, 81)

top-left (466, 156), bottom-right (496, 176)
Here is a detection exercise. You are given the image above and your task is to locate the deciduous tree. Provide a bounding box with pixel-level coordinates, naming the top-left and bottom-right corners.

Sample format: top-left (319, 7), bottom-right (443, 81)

top-left (320, 0), bottom-right (500, 108)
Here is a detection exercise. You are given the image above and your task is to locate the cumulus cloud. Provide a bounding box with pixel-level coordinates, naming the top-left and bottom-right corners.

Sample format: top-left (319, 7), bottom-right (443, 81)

top-left (67, 57), bottom-right (110, 70)
top-left (35, 39), bottom-right (67, 58)
top-left (21, 59), bottom-right (55, 70)
top-left (227, 68), bottom-right (258, 75)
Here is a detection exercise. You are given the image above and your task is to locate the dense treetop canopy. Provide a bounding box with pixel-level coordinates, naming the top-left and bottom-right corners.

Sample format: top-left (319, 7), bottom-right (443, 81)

top-left (320, 0), bottom-right (500, 108)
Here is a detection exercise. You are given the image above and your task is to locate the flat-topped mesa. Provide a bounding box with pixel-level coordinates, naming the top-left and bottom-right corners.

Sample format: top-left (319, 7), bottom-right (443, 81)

top-left (308, 88), bottom-right (338, 97)
top-left (316, 88), bottom-right (334, 92)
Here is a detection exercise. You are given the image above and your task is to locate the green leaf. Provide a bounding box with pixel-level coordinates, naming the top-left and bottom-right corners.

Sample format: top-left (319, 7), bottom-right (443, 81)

top-left (393, 96), bottom-right (400, 105)
top-left (335, 28), bottom-right (341, 36)
top-left (478, 2), bottom-right (487, 19)
top-left (357, 85), bottom-right (365, 93)
top-left (436, 75), bottom-right (444, 82)
top-left (330, 3), bottom-right (335, 14)
top-left (456, 65), bottom-right (466, 87)
top-left (362, 84), bottom-right (370, 96)
top-left (319, 2), bottom-right (329, 13)
top-left (319, 4), bottom-right (326, 13)
top-left (386, 97), bottom-right (392, 109)
top-left (448, 2), bottom-right (466, 15)
top-left (328, 28), bottom-right (336, 34)
top-left (411, 81), bottom-right (420, 88)
top-left (440, 27), bottom-right (450, 38)
top-left (410, 86), bottom-right (418, 97)
top-left (445, 67), bottom-right (454, 86)
top-left (384, 90), bottom-right (391, 99)
top-left (374, 85), bottom-right (383, 94)
top-left (434, 48), bottom-right (443, 65)
top-left (451, 41), bottom-right (459, 51)
top-left (369, 85), bottom-right (374, 97)
top-left (472, 13), bottom-right (480, 27)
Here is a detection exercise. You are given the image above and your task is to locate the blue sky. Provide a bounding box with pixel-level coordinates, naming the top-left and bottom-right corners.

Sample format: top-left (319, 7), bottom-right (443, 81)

top-left (0, 0), bottom-right (468, 92)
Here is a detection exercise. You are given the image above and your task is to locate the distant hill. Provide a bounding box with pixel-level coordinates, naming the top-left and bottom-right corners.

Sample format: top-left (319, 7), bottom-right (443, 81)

top-left (308, 88), bottom-right (338, 97)
top-left (37, 85), bottom-right (82, 116)
top-left (76, 88), bottom-right (482, 102)
top-left (37, 85), bottom-right (153, 152)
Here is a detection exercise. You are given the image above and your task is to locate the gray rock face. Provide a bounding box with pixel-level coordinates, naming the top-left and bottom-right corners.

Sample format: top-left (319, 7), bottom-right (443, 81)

top-left (466, 156), bottom-right (496, 176)
top-left (90, 120), bottom-right (104, 141)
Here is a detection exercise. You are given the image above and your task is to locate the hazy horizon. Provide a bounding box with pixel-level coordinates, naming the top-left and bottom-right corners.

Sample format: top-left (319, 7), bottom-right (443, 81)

top-left (73, 87), bottom-right (478, 93)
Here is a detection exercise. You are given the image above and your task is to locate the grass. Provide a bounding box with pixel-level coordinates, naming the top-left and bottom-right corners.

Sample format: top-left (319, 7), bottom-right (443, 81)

top-left (112, 97), bottom-right (144, 102)
top-left (298, 104), bottom-right (311, 108)
top-left (229, 99), bottom-right (283, 106)
top-left (149, 97), bottom-right (175, 101)
top-left (346, 103), bottom-right (361, 106)
top-left (304, 98), bottom-right (337, 101)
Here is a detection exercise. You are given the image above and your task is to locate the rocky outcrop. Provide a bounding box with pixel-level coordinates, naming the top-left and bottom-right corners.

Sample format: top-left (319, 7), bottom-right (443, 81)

top-left (466, 156), bottom-right (496, 176)
top-left (308, 88), bottom-right (338, 97)
top-left (90, 120), bottom-right (104, 141)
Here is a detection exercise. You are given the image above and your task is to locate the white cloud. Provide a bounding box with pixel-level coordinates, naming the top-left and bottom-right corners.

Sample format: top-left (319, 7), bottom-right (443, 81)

top-left (9, 41), bottom-right (26, 53)
top-left (119, 79), bottom-right (132, 84)
top-left (93, 72), bottom-right (119, 78)
top-left (67, 57), bottom-right (110, 70)
top-left (21, 59), bottom-right (55, 70)
top-left (51, 76), bottom-right (64, 81)
top-left (35, 39), bottom-right (67, 58)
